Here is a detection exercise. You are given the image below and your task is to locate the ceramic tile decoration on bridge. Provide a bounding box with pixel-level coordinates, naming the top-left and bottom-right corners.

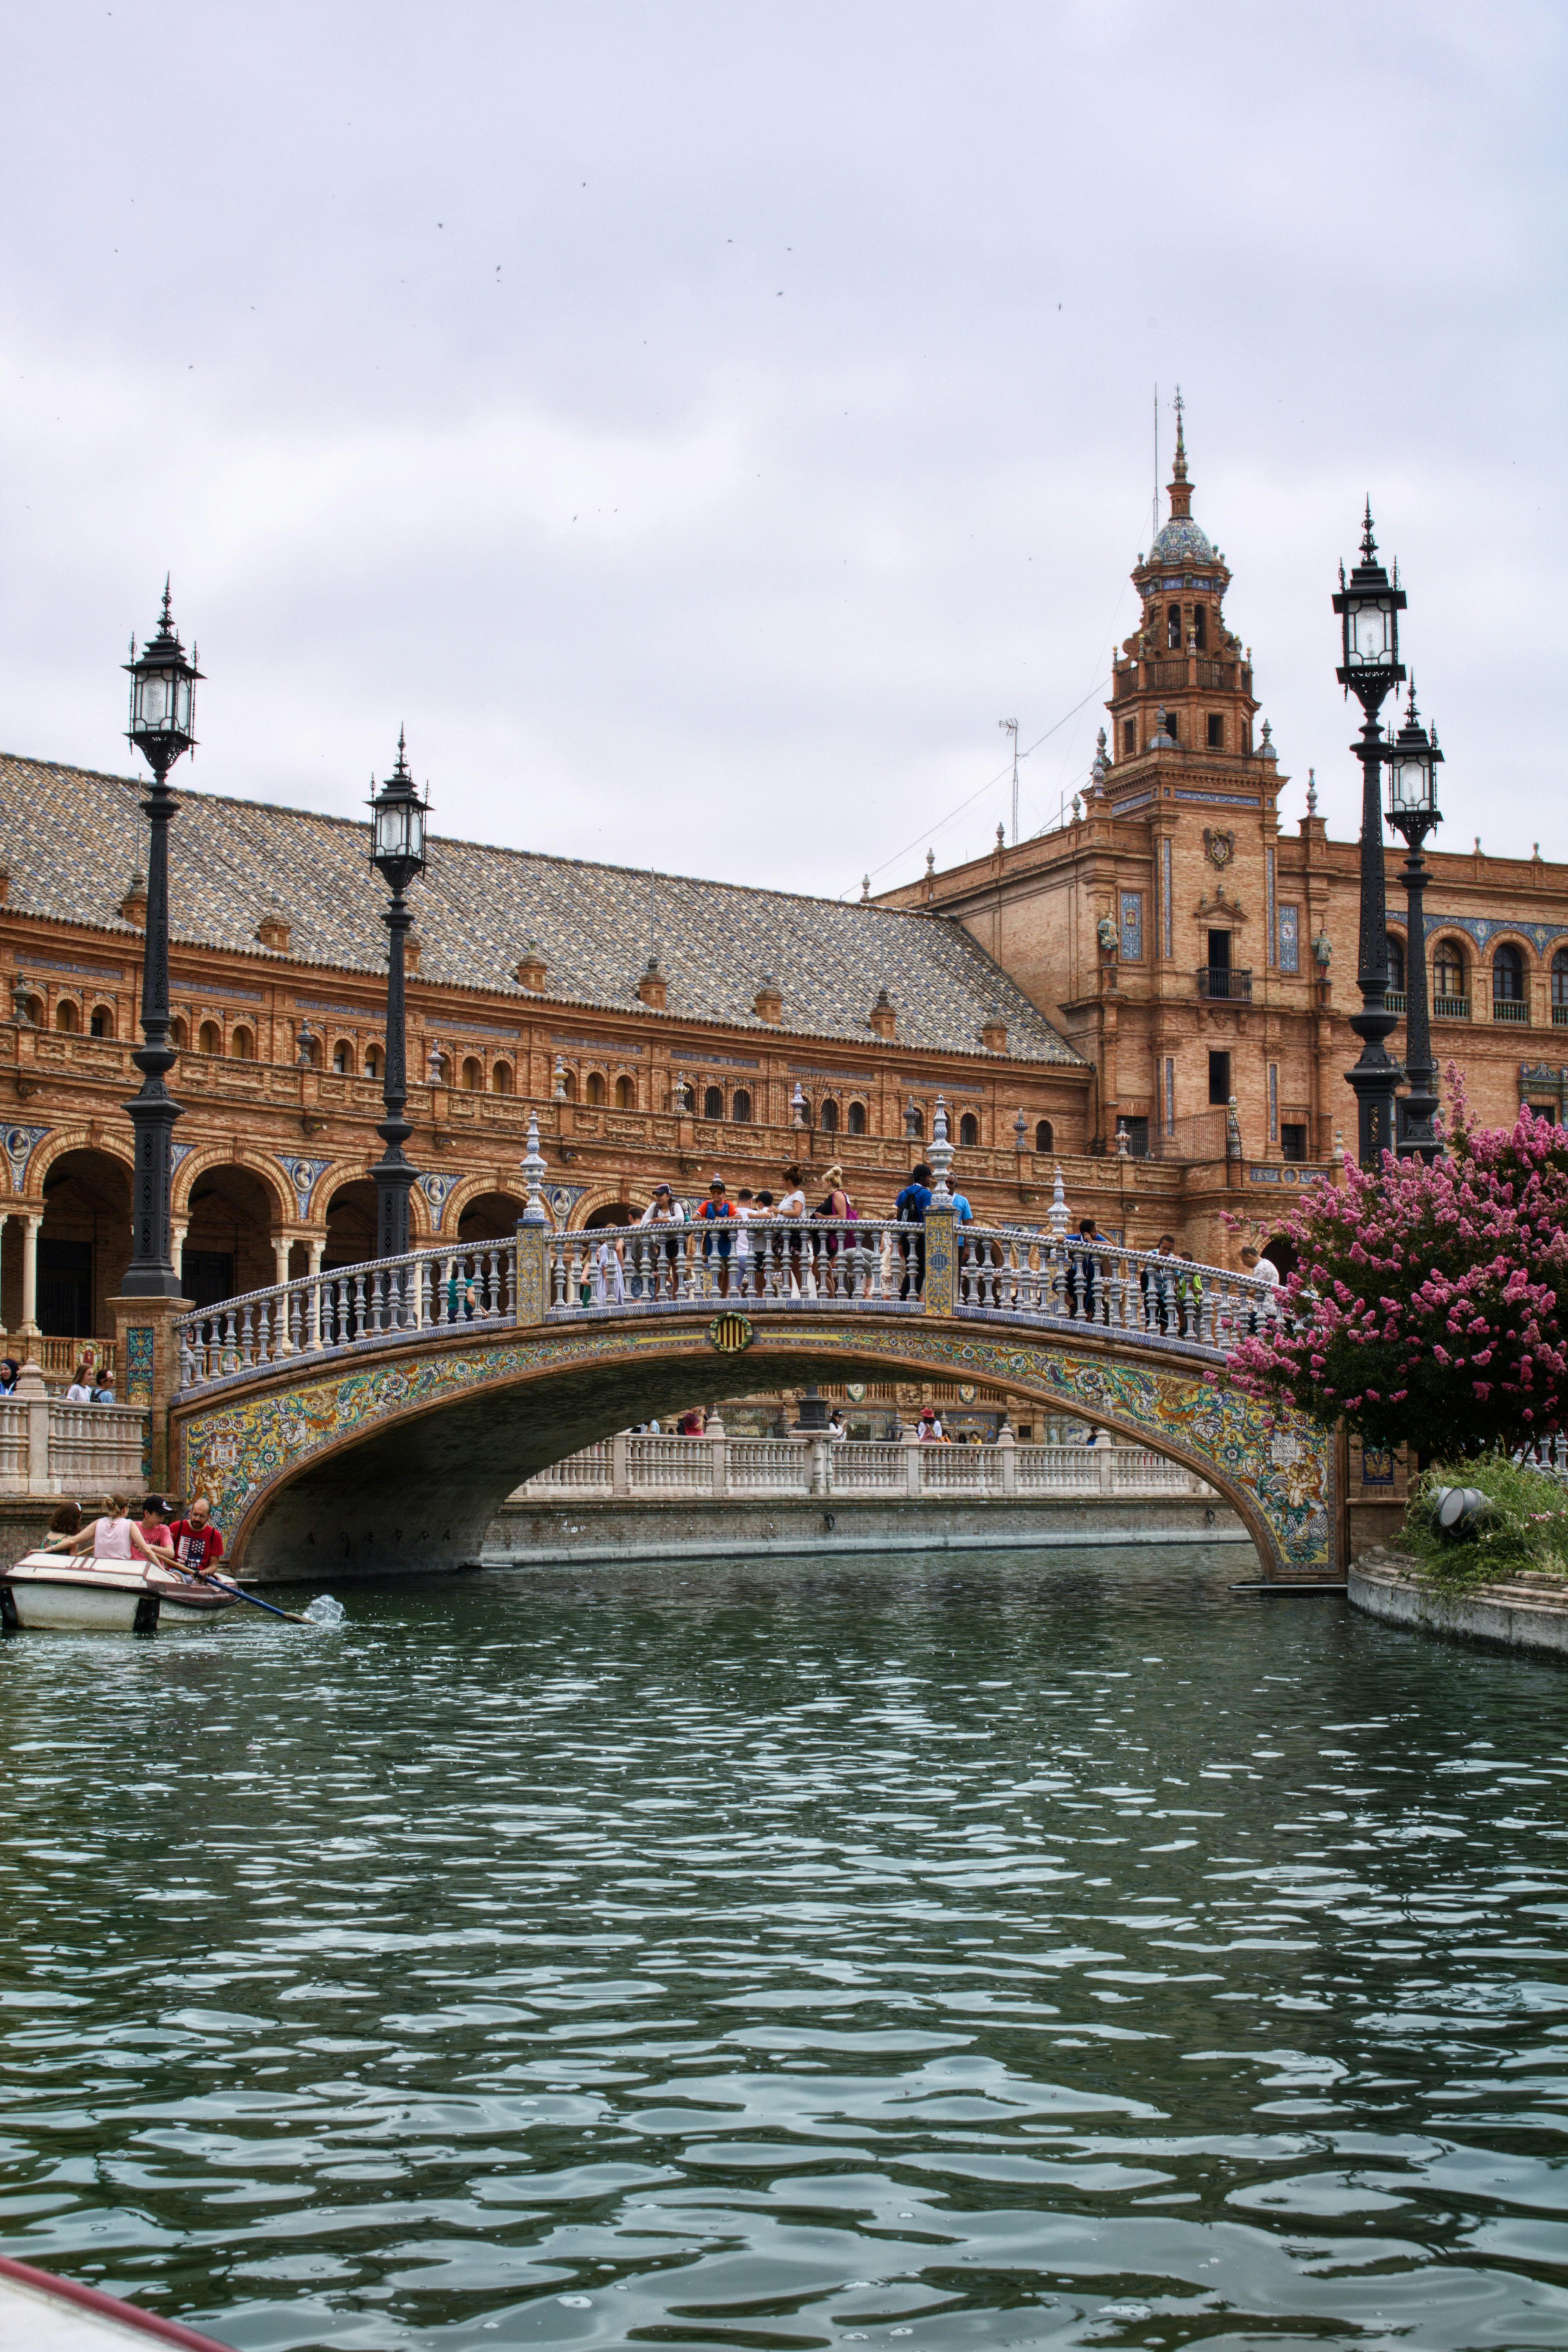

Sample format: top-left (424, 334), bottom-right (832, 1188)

top-left (170, 1105), bottom-right (1330, 1583)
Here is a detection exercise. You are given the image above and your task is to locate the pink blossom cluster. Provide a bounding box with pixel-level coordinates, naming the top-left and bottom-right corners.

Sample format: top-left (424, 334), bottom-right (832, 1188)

top-left (1226, 1078), bottom-right (1568, 1457)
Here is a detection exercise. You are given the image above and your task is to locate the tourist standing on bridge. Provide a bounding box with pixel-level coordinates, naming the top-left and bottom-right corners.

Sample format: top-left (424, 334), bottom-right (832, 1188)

top-left (699, 1178), bottom-right (739, 1298)
top-left (815, 1163), bottom-right (856, 1296)
top-left (895, 1163), bottom-right (932, 1299)
top-left (1065, 1217), bottom-right (1101, 1321)
top-left (638, 1183), bottom-right (685, 1301)
top-left (778, 1165), bottom-right (808, 1296)
top-left (1238, 1245), bottom-right (1281, 1337)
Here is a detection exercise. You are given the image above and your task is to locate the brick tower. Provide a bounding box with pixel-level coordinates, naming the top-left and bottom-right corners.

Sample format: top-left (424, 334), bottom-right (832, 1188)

top-left (1101, 392), bottom-right (1262, 787)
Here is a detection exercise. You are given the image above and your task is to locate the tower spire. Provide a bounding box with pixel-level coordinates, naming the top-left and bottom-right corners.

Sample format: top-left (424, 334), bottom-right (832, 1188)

top-left (1166, 390), bottom-right (1193, 521)
top-left (1171, 385), bottom-right (1187, 479)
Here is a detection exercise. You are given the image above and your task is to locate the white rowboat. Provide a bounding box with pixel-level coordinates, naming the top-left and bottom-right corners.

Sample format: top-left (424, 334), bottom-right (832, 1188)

top-left (0, 1554), bottom-right (240, 1632)
top-left (0, 2252), bottom-right (234, 2346)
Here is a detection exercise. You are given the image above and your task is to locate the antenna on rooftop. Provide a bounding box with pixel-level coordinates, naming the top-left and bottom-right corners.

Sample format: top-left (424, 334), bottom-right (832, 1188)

top-left (999, 717), bottom-right (1020, 846)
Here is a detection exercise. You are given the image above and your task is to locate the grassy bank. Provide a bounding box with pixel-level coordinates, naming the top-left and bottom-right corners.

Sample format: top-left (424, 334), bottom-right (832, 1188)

top-left (1403, 1454), bottom-right (1568, 1591)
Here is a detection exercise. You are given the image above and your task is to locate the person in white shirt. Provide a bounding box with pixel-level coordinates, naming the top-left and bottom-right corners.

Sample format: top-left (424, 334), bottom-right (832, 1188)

top-left (638, 1183), bottom-right (686, 1300)
top-left (1239, 1245), bottom-right (1282, 1335)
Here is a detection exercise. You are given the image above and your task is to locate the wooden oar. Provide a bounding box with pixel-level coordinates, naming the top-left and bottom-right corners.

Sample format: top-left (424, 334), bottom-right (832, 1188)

top-left (196, 1572), bottom-right (311, 1625)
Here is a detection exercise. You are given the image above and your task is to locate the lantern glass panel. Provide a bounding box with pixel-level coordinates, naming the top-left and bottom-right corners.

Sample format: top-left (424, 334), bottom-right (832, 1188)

top-left (1349, 602), bottom-right (1392, 665)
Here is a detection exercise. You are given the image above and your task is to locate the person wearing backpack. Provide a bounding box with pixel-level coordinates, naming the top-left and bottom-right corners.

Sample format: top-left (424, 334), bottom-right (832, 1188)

top-left (895, 1162), bottom-right (932, 1300)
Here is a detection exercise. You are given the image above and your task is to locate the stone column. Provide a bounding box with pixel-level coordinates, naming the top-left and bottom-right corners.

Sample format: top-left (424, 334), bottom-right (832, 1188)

top-left (0, 1210), bottom-right (9, 1340)
top-left (904, 1423), bottom-right (922, 1498)
top-left (998, 1423), bottom-right (1017, 1497)
top-left (612, 1430), bottom-right (630, 1499)
top-left (808, 1434), bottom-right (829, 1497)
top-left (709, 1417), bottom-right (728, 1499)
top-left (108, 1290), bottom-right (192, 1493)
top-left (18, 1213), bottom-right (42, 1336)
top-left (16, 1357), bottom-right (51, 1490)
top-left (272, 1234), bottom-right (293, 1290)
top-left (1099, 1445), bottom-right (1115, 1496)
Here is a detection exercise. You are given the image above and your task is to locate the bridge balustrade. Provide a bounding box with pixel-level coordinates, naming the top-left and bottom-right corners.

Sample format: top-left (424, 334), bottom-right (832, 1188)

top-left (173, 1214), bottom-right (1279, 1398)
top-left (517, 1435), bottom-right (1203, 1502)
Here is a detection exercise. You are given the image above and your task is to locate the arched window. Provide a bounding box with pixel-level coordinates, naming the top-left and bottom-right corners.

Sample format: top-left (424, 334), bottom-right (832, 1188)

top-left (1386, 933), bottom-right (1406, 994)
top-left (1166, 602), bottom-right (1181, 650)
top-left (1433, 942), bottom-right (1466, 1007)
top-left (170, 1016), bottom-right (189, 1051)
top-left (1192, 604), bottom-right (1207, 651)
top-left (198, 1020), bottom-right (223, 1056)
top-left (615, 1075), bottom-right (635, 1109)
top-left (230, 1027), bottom-right (254, 1061)
top-left (732, 1088), bottom-right (752, 1124)
top-left (89, 1004), bottom-right (114, 1039)
top-left (703, 1085), bottom-right (724, 1121)
top-left (586, 1072), bottom-right (605, 1106)
top-left (847, 1100), bottom-right (866, 1135)
top-left (461, 1056), bottom-right (483, 1091)
top-left (492, 1061), bottom-right (514, 1094)
top-left (364, 1044), bottom-right (384, 1080)
top-left (1493, 942), bottom-right (1526, 1005)
top-left (332, 1039), bottom-right (353, 1074)
top-left (820, 1098), bottom-right (839, 1134)
top-left (1035, 1118), bottom-right (1054, 1153)
top-left (54, 1000), bottom-right (78, 1033)
top-left (1553, 948), bottom-right (1568, 1013)
top-left (959, 1112), bottom-right (979, 1148)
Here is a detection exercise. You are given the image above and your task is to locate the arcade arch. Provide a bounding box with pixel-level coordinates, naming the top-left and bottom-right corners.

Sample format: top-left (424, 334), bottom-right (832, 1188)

top-left (29, 1147), bottom-right (132, 1340)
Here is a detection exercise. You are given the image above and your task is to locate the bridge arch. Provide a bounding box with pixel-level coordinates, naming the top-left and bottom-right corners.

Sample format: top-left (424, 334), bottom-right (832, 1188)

top-left (175, 1313), bottom-right (1331, 1585)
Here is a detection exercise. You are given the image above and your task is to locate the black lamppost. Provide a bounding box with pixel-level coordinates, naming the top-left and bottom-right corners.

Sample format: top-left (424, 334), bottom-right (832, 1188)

top-left (367, 730), bottom-right (429, 1259)
top-left (1332, 505), bottom-right (1406, 1167)
top-left (1385, 684), bottom-right (1444, 1160)
top-left (121, 583), bottom-right (202, 1296)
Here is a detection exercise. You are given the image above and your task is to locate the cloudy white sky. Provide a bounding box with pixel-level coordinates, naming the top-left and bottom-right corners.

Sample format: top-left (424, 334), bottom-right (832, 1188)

top-left (1, 2), bottom-right (1561, 898)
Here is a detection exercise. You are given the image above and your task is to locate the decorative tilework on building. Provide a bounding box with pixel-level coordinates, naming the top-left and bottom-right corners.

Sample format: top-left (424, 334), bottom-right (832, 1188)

top-left (3, 1125), bottom-right (51, 1192)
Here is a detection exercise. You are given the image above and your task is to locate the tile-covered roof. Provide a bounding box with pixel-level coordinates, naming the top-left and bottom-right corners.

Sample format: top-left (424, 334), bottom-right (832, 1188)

top-left (0, 752), bottom-right (1083, 1066)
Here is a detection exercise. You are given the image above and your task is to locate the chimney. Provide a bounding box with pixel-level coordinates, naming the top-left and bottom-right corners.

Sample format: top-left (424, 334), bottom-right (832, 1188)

top-left (0, 870), bottom-right (10, 907)
top-left (119, 871), bottom-right (148, 927)
top-left (754, 974), bottom-right (782, 1024)
top-left (981, 1012), bottom-right (1008, 1053)
top-left (256, 912), bottom-right (291, 952)
top-left (869, 987), bottom-right (896, 1041)
top-left (404, 934), bottom-right (423, 975)
top-left (515, 942), bottom-right (548, 992)
top-left (635, 956), bottom-right (668, 1010)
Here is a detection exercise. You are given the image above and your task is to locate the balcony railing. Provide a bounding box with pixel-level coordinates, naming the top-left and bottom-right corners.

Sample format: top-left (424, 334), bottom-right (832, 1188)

top-left (1492, 997), bottom-right (1530, 1025)
top-left (1196, 967), bottom-right (1252, 1002)
top-left (1434, 994), bottom-right (1470, 1020)
top-left (1554, 1003), bottom-right (1568, 1027)
top-left (1384, 991), bottom-right (1407, 1014)
top-left (514, 1434), bottom-right (1209, 1507)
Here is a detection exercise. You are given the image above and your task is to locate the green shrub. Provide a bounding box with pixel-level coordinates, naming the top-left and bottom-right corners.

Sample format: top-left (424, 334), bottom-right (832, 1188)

top-left (1403, 1454), bottom-right (1568, 1589)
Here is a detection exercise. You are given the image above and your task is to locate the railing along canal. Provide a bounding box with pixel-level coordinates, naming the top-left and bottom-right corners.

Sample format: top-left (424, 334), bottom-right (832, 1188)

top-left (174, 1211), bottom-right (1277, 1395)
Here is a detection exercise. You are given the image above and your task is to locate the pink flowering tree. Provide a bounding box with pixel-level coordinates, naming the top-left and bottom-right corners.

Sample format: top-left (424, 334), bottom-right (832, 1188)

top-left (1227, 1083), bottom-right (1568, 1459)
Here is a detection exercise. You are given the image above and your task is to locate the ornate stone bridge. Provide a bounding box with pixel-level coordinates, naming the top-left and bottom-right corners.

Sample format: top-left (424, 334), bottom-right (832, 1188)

top-left (167, 1150), bottom-right (1333, 1583)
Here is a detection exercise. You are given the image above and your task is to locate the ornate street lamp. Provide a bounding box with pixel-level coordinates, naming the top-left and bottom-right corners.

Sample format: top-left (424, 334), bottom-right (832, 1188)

top-left (1332, 504), bottom-right (1406, 1166)
top-left (121, 582), bottom-right (202, 1296)
top-left (1385, 683), bottom-right (1444, 1160)
top-left (367, 729), bottom-right (429, 1259)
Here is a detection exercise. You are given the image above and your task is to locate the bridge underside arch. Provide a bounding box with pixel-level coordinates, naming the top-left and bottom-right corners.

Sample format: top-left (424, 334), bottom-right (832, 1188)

top-left (175, 1317), bottom-right (1332, 1584)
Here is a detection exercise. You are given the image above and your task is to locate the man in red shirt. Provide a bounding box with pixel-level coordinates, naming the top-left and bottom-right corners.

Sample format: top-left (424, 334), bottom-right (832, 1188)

top-left (166, 1495), bottom-right (226, 1580)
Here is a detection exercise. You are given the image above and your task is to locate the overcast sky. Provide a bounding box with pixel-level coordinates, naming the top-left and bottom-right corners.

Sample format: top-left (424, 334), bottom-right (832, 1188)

top-left (1, 2), bottom-right (1561, 901)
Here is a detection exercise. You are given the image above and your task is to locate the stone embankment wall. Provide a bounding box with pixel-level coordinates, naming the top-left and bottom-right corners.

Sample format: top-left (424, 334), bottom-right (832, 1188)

top-left (1350, 1549), bottom-right (1568, 1659)
top-left (484, 1493), bottom-right (1247, 1568)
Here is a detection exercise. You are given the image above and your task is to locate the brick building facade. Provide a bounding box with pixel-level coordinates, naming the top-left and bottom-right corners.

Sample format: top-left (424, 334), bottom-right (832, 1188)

top-left (882, 414), bottom-right (1568, 1259)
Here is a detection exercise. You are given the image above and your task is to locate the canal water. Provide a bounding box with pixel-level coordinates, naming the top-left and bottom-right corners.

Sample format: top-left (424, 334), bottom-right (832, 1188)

top-left (0, 1546), bottom-right (1564, 2352)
